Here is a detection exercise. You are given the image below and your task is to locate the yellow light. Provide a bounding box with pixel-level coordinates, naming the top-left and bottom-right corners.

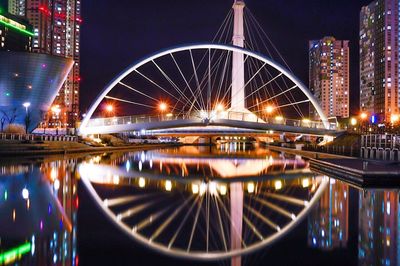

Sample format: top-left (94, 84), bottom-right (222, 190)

top-left (209, 182), bottom-right (217, 195)
top-left (51, 105), bottom-right (61, 114)
top-left (165, 180), bottom-right (172, 191)
top-left (215, 103), bottom-right (225, 112)
top-left (302, 118), bottom-right (311, 124)
top-left (275, 116), bottom-right (284, 122)
top-left (265, 105), bottom-right (275, 114)
top-left (106, 105), bottom-right (113, 113)
top-left (302, 178), bottom-right (310, 188)
top-left (219, 184), bottom-right (227, 196)
top-left (50, 168), bottom-right (57, 181)
top-left (192, 184), bottom-right (199, 194)
top-left (138, 177), bottom-right (146, 188)
top-left (274, 180), bottom-right (283, 190)
top-left (166, 113), bottom-right (173, 117)
top-left (350, 118), bottom-right (357, 126)
top-left (247, 182), bottom-right (255, 193)
top-left (391, 114), bottom-right (399, 124)
top-left (159, 102), bottom-right (167, 112)
top-left (360, 112), bottom-right (368, 120)
top-left (113, 175), bottom-right (120, 185)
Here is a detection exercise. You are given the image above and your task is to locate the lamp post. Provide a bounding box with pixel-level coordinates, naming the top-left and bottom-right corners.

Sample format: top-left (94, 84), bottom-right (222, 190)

top-left (159, 102), bottom-right (167, 120)
top-left (22, 102), bottom-right (31, 134)
top-left (22, 102), bottom-right (31, 114)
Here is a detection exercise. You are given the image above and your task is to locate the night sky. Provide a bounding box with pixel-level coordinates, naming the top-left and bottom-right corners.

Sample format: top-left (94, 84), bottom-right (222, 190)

top-left (80, 0), bottom-right (372, 116)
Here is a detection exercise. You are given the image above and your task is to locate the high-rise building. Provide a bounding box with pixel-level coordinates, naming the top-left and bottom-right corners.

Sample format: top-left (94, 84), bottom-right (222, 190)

top-left (14, 0), bottom-right (81, 129)
top-left (0, 11), bottom-right (32, 51)
top-left (309, 37), bottom-right (350, 120)
top-left (8, 0), bottom-right (26, 16)
top-left (360, 0), bottom-right (399, 123)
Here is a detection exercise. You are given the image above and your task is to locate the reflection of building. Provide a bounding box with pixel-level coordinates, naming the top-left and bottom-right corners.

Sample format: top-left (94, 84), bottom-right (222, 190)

top-left (358, 190), bottom-right (399, 265)
top-left (0, 51), bottom-right (73, 131)
top-left (360, 0), bottom-right (399, 123)
top-left (0, 158), bottom-right (78, 265)
top-left (0, 11), bottom-right (32, 51)
top-left (309, 36), bottom-right (350, 120)
top-left (308, 179), bottom-right (348, 250)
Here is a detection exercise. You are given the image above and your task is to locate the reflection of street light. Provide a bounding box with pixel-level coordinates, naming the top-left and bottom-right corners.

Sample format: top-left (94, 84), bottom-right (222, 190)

top-left (23, 102), bottom-right (31, 113)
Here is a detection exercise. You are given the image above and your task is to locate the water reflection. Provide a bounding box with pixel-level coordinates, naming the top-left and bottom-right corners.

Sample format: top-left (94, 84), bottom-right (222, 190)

top-left (79, 146), bottom-right (328, 263)
top-left (0, 159), bottom-right (78, 265)
top-left (0, 145), bottom-right (399, 265)
top-left (308, 179), bottom-right (349, 249)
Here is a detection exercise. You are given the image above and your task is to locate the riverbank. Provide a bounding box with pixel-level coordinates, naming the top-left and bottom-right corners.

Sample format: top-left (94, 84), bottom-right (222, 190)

top-left (0, 140), bottom-right (178, 157)
top-left (266, 145), bottom-right (351, 159)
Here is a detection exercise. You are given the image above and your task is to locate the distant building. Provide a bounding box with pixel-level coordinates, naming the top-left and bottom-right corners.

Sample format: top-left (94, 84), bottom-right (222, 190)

top-left (0, 11), bottom-right (32, 51)
top-left (8, 0), bottom-right (26, 16)
top-left (309, 37), bottom-right (350, 120)
top-left (9, 0), bottom-right (82, 130)
top-left (360, 0), bottom-right (399, 123)
top-left (307, 180), bottom-right (349, 250)
top-left (0, 51), bottom-right (73, 131)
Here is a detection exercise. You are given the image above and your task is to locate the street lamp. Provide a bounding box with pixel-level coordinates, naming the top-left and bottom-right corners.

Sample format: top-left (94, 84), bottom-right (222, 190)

top-left (265, 105), bottom-right (275, 114)
top-left (159, 102), bottom-right (167, 120)
top-left (391, 114), bottom-right (399, 124)
top-left (215, 103), bottom-right (225, 112)
top-left (23, 102), bottom-right (31, 113)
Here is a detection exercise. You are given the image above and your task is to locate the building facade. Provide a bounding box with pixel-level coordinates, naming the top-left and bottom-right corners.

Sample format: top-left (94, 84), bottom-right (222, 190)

top-left (0, 11), bottom-right (32, 51)
top-left (309, 37), bottom-right (350, 120)
top-left (8, 0), bottom-right (26, 16)
top-left (360, 0), bottom-right (399, 123)
top-left (9, 0), bottom-right (81, 129)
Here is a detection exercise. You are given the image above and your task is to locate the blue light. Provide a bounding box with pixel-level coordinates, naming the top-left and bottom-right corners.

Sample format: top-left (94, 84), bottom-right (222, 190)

top-left (371, 115), bottom-right (376, 124)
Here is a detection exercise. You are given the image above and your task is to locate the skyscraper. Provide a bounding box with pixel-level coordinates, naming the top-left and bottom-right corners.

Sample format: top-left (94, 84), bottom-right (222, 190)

top-left (11, 0), bottom-right (81, 130)
top-left (8, 0), bottom-right (26, 16)
top-left (360, 0), bottom-right (399, 123)
top-left (309, 37), bottom-right (350, 120)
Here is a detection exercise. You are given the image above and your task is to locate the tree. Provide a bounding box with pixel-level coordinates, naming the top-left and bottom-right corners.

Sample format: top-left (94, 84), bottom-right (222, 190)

top-left (24, 110), bottom-right (32, 134)
top-left (0, 114), bottom-right (6, 132)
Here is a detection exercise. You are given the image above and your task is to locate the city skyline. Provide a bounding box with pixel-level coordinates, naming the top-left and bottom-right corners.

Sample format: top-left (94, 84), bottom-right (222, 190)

top-left (79, 0), bottom-right (372, 116)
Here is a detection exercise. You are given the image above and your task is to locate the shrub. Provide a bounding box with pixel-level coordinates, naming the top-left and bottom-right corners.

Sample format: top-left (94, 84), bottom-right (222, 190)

top-left (4, 124), bottom-right (25, 134)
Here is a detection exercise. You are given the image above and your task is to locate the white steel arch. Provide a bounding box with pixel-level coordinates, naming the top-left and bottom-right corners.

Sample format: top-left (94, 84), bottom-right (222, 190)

top-left (80, 44), bottom-right (329, 135)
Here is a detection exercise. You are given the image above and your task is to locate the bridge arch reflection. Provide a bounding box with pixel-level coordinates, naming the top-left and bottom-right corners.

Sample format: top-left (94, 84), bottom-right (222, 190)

top-left (79, 149), bottom-right (328, 261)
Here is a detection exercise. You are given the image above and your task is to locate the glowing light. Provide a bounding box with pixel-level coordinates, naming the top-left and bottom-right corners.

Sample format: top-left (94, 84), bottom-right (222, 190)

top-left (219, 184), bottom-right (227, 196)
top-left (274, 180), bottom-right (283, 190)
top-left (275, 116), bottom-right (284, 122)
top-left (138, 177), bottom-right (146, 188)
top-left (54, 179), bottom-right (60, 190)
top-left (165, 180), bottom-right (172, 191)
top-left (0, 15), bottom-right (34, 36)
top-left (159, 102), bottom-right (167, 112)
top-left (22, 188), bottom-right (29, 200)
top-left (22, 102), bottom-right (31, 108)
top-left (106, 104), bottom-right (113, 113)
top-left (360, 112), bottom-right (368, 120)
top-left (166, 113), bottom-right (173, 117)
top-left (39, 220), bottom-right (43, 231)
top-left (247, 182), bottom-right (255, 193)
top-left (350, 118), bottom-right (357, 126)
top-left (12, 209), bottom-right (16, 221)
top-left (0, 242), bottom-right (31, 265)
top-left (209, 182), bottom-right (217, 195)
top-left (50, 168), bottom-right (57, 180)
top-left (302, 118), bottom-right (311, 124)
top-left (192, 184), bottom-right (199, 194)
top-left (265, 105), bottom-right (275, 114)
top-left (215, 103), bottom-right (225, 112)
top-left (200, 182), bottom-right (207, 195)
top-left (4, 190), bottom-right (7, 200)
top-left (302, 178), bottom-right (310, 188)
top-left (112, 175), bottom-right (120, 185)
top-left (391, 114), bottom-right (399, 124)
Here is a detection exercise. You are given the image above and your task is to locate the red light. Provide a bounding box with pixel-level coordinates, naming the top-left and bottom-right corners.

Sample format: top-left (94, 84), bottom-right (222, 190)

top-left (76, 17), bottom-right (83, 23)
top-left (75, 196), bottom-right (79, 209)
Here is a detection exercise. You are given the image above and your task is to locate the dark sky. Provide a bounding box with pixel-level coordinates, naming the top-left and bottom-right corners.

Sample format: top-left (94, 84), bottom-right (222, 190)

top-left (80, 0), bottom-right (371, 115)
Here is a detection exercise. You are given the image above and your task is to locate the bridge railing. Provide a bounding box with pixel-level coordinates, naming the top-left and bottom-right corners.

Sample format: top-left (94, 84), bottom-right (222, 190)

top-left (86, 111), bottom-right (335, 130)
